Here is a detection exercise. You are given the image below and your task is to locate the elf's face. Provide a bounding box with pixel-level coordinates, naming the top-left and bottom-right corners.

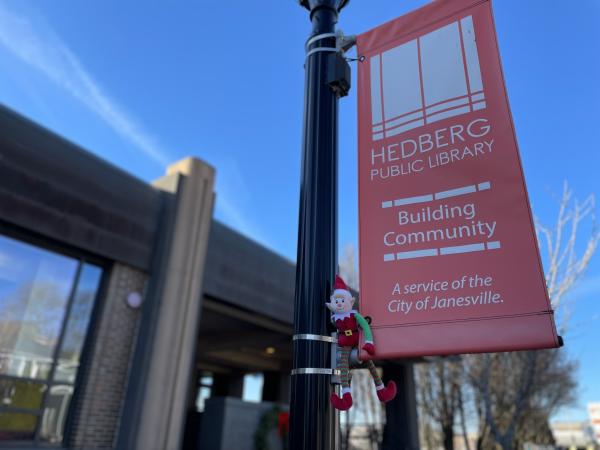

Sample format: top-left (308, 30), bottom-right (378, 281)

top-left (326, 292), bottom-right (354, 313)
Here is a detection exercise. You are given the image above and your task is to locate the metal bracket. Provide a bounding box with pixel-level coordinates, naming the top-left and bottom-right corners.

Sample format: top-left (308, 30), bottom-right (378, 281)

top-left (293, 334), bottom-right (364, 383)
top-left (331, 340), bottom-right (366, 385)
top-left (305, 46), bottom-right (338, 59)
top-left (336, 31), bottom-right (357, 53)
top-left (336, 347), bottom-right (362, 367)
top-left (291, 333), bottom-right (342, 383)
top-left (293, 333), bottom-right (337, 343)
top-left (291, 368), bottom-right (342, 376)
top-left (304, 30), bottom-right (356, 59)
top-left (305, 32), bottom-right (338, 50)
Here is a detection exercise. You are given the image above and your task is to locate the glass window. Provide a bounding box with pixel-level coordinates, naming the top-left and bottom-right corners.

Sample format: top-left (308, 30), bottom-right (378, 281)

top-left (0, 234), bottom-right (102, 446)
top-left (54, 264), bottom-right (102, 383)
top-left (0, 236), bottom-right (78, 380)
top-left (242, 373), bottom-right (264, 403)
top-left (0, 412), bottom-right (38, 440)
top-left (39, 384), bottom-right (74, 443)
top-left (0, 379), bottom-right (45, 409)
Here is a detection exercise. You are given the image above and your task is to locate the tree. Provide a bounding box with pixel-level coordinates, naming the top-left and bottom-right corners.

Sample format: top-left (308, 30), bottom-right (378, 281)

top-left (535, 183), bottom-right (599, 328)
top-left (416, 184), bottom-right (598, 450)
top-left (469, 183), bottom-right (598, 450)
top-left (417, 358), bottom-right (463, 450)
top-left (468, 348), bottom-right (576, 450)
top-left (339, 243), bottom-right (359, 291)
top-left (342, 369), bottom-right (385, 450)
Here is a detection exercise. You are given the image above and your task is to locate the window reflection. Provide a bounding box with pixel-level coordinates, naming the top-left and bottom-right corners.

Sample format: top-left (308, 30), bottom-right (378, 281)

top-left (0, 378), bottom-right (45, 409)
top-left (0, 235), bottom-right (77, 380)
top-left (0, 412), bottom-right (37, 440)
top-left (39, 384), bottom-right (74, 443)
top-left (0, 234), bottom-right (102, 444)
top-left (54, 264), bottom-right (102, 383)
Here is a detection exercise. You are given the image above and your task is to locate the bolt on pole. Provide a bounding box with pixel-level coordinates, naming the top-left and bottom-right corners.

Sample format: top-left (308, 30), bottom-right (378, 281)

top-left (290, 1), bottom-right (350, 449)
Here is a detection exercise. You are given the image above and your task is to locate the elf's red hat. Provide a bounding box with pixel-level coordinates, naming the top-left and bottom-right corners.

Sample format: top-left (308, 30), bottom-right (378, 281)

top-left (333, 275), bottom-right (350, 293)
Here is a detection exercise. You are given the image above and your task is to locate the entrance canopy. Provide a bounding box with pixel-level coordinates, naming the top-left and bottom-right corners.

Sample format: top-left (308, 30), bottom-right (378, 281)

top-left (198, 221), bottom-right (295, 374)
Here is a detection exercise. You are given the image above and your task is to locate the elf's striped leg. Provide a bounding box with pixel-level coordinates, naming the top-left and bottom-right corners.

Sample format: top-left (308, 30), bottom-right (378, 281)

top-left (330, 346), bottom-right (353, 410)
top-left (366, 359), bottom-right (383, 387)
top-left (339, 346), bottom-right (351, 389)
top-left (366, 360), bottom-right (397, 403)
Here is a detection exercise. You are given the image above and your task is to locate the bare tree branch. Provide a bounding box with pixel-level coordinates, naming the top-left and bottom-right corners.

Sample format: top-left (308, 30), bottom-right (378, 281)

top-left (536, 182), bottom-right (599, 315)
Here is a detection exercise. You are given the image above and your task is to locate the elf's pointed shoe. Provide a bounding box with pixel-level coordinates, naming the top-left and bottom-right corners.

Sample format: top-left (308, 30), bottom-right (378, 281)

top-left (330, 392), bottom-right (353, 410)
top-left (376, 381), bottom-right (397, 403)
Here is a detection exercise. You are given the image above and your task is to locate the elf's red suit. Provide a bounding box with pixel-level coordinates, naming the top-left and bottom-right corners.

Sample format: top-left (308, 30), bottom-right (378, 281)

top-left (334, 314), bottom-right (359, 347)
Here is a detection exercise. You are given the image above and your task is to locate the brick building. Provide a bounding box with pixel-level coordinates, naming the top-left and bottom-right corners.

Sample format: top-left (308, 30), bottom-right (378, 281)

top-left (0, 105), bottom-right (418, 450)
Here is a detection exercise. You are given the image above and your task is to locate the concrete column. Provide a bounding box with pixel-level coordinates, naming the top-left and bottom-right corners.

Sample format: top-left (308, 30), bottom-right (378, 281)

top-left (134, 157), bottom-right (215, 450)
top-left (381, 362), bottom-right (420, 450)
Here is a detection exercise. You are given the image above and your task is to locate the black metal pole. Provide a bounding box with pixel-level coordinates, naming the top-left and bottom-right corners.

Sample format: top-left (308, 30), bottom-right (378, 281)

top-left (290, 1), bottom-right (349, 449)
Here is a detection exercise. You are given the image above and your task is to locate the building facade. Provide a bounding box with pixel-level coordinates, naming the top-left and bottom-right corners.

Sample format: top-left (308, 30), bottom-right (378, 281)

top-left (0, 106), bottom-right (418, 450)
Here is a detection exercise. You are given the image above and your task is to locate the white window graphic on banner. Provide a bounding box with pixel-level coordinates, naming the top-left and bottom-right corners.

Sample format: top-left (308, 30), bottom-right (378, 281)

top-left (370, 16), bottom-right (485, 141)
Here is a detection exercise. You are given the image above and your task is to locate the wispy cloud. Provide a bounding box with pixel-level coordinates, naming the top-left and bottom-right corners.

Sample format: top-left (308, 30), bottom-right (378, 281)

top-left (211, 155), bottom-right (273, 249)
top-left (0, 3), bottom-right (169, 166)
top-left (0, 250), bottom-right (10, 267)
top-left (0, 4), bottom-right (274, 249)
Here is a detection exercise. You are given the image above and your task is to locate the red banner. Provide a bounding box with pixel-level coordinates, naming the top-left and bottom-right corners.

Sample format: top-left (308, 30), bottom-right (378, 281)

top-left (357, 0), bottom-right (559, 359)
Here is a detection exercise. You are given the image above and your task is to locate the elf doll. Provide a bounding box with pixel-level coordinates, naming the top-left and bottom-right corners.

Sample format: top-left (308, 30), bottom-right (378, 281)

top-left (327, 275), bottom-right (397, 411)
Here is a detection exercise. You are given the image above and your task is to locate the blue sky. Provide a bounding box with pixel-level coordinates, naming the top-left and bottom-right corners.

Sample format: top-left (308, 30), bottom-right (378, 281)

top-left (0, 0), bottom-right (598, 422)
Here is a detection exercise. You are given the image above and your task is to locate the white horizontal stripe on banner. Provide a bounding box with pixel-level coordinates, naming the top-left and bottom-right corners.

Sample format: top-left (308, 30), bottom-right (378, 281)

top-left (435, 185), bottom-right (477, 200)
top-left (426, 97), bottom-right (469, 115)
top-left (384, 111), bottom-right (424, 129)
top-left (394, 194), bottom-right (434, 206)
top-left (396, 248), bottom-right (438, 259)
top-left (426, 105), bottom-right (471, 124)
top-left (440, 243), bottom-right (485, 255)
top-left (385, 119), bottom-right (424, 138)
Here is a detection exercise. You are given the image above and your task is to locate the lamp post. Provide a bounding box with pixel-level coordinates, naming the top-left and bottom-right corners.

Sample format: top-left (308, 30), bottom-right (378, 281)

top-left (290, 1), bottom-right (350, 449)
